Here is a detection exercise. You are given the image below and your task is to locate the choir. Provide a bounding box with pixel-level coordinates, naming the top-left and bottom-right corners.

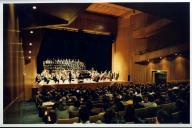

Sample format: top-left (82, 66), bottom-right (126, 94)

top-left (43, 59), bottom-right (86, 71)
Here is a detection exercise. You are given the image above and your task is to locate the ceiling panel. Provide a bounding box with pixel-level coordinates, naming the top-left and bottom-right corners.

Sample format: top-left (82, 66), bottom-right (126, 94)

top-left (86, 3), bottom-right (134, 17)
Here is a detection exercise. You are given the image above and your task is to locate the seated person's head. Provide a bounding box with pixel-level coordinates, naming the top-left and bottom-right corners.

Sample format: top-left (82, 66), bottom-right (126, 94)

top-left (133, 96), bottom-right (142, 104)
top-left (74, 100), bottom-right (80, 108)
top-left (159, 95), bottom-right (166, 104)
top-left (147, 94), bottom-right (155, 102)
top-left (57, 102), bottom-right (66, 110)
top-left (114, 97), bottom-right (121, 103)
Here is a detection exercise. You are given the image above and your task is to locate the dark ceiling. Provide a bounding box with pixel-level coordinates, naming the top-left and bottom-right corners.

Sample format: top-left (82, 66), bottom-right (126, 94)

top-left (15, 2), bottom-right (189, 30)
top-left (15, 3), bottom-right (90, 29)
top-left (118, 2), bottom-right (189, 25)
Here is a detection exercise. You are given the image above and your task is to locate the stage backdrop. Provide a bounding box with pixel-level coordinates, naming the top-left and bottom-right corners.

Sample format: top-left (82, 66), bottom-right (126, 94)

top-left (37, 29), bottom-right (113, 73)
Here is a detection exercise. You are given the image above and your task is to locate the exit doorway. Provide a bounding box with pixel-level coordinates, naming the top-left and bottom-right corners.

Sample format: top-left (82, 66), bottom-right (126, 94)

top-left (152, 70), bottom-right (167, 84)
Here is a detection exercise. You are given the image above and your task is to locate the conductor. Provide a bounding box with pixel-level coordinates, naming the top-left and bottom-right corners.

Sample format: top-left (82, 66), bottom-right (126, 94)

top-left (69, 71), bottom-right (72, 83)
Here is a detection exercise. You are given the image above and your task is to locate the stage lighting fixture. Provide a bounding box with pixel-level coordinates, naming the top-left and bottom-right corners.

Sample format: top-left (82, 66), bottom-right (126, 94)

top-left (30, 30), bottom-right (34, 34)
top-left (32, 6), bottom-right (37, 10)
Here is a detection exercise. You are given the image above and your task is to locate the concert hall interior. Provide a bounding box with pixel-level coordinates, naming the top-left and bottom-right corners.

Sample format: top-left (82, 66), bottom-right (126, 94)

top-left (3, 2), bottom-right (190, 125)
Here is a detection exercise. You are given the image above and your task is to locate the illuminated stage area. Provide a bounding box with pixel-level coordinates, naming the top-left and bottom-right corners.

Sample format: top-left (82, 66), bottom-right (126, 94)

top-left (36, 59), bottom-right (120, 86)
top-left (35, 81), bottom-right (129, 90)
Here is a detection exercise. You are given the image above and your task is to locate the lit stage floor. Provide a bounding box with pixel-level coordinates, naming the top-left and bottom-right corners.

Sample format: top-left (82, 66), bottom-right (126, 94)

top-left (33, 80), bottom-right (129, 90)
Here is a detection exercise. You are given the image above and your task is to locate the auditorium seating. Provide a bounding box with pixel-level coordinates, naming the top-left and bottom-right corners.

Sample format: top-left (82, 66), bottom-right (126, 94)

top-left (93, 103), bottom-right (103, 108)
top-left (115, 111), bottom-right (126, 123)
top-left (160, 102), bottom-right (177, 114)
top-left (98, 112), bottom-right (105, 121)
top-left (135, 107), bottom-right (161, 118)
top-left (89, 115), bottom-right (99, 123)
top-left (69, 111), bottom-right (79, 118)
top-left (34, 81), bottom-right (189, 124)
top-left (144, 117), bottom-right (157, 124)
top-left (91, 107), bottom-right (104, 115)
top-left (171, 112), bottom-right (180, 123)
top-left (57, 117), bottom-right (79, 124)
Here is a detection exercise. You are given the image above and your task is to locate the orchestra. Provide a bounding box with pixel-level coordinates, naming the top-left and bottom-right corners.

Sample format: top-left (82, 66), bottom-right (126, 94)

top-left (36, 59), bottom-right (119, 85)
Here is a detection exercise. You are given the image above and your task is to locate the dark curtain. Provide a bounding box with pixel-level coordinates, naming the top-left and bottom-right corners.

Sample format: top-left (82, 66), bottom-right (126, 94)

top-left (37, 29), bottom-right (113, 73)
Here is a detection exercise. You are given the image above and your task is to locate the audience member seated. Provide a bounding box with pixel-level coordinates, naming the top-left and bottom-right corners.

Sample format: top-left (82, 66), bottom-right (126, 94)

top-left (46, 110), bottom-right (57, 124)
top-left (123, 95), bottom-right (133, 106)
top-left (102, 108), bottom-right (117, 123)
top-left (156, 109), bottom-right (173, 124)
top-left (124, 105), bottom-right (146, 123)
top-left (79, 107), bottom-right (90, 123)
top-left (57, 96), bottom-right (67, 110)
top-left (68, 100), bottom-right (81, 113)
top-left (156, 95), bottom-right (168, 105)
top-left (102, 95), bottom-right (111, 111)
top-left (56, 104), bottom-right (69, 120)
top-left (143, 94), bottom-right (157, 108)
top-left (85, 99), bottom-right (95, 116)
top-left (175, 99), bottom-right (190, 123)
top-left (133, 96), bottom-right (144, 109)
top-left (113, 97), bottom-right (125, 112)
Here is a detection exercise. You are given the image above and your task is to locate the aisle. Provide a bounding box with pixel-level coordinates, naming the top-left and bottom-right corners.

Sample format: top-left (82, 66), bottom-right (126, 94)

top-left (4, 101), bottom-right (43, 124)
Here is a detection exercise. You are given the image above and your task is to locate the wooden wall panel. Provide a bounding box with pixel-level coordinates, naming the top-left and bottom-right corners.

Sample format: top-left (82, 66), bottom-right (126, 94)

top-left (112, 16), bottom-right (130, 81)
top-left (22, 30), bottom-right (43, 100)
top-left (112, 13), bottom-right (148, 82)
top-left (146, 56), bottom-right (189, 82)
top-left (174, 56), bottom-right (189, 80)
top-left (135, 44), bottom-right (188, 62)
top-left (133, 18), bottom-right (171, 38)
top-left (24, 57), bottom-right (37, 100)
top-left (4, 4), bottom-right (25, 110)
top-left (69, 12), bottom-right (117, 34)
top-left (112, 12), bottom-right (189, 83)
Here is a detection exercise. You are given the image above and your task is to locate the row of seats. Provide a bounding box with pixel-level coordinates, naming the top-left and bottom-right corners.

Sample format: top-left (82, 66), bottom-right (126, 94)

top-left (57, 111), bottom-right (179, 124)
top-left (57, 102), bottom-right (177, 124)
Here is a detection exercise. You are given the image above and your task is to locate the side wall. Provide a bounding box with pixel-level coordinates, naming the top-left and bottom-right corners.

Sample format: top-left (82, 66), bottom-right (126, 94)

top-left (3, 4), bottom-right (25, 110)
top-left (112, 13), bottom-right (148, 83)
top-left (24, 58), bottom-right (37, 100)
top-left (112, 13), bottom-right (189, 83)
top-left (22, 29), bottom-right (43, 100)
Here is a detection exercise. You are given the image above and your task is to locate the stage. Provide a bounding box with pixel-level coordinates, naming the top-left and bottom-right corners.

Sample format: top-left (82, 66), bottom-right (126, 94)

top-left (32, 81), bottom-right (129, 96)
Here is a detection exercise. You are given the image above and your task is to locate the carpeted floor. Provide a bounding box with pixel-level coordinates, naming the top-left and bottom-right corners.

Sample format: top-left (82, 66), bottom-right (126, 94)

top-left (4, 101), bottom-right (44, 124)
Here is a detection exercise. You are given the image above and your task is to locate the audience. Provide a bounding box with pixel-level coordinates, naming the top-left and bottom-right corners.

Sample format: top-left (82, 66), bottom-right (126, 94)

top-left (34, 81), bottom-right (189, 124)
